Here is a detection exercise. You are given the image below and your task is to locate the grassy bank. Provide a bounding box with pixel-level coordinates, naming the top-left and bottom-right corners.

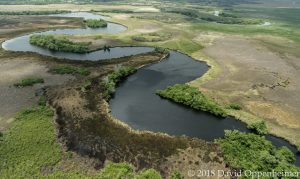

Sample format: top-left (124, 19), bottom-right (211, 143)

top-left (156, 84), bottom-right (227, 117)
top-left (29, 35), bottom-right (91, 53)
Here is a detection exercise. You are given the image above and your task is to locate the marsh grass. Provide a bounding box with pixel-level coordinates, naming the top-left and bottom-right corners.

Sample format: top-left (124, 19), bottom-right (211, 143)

top-left (50, 66), bottom-right (90, 76)
top-left (132, 32), bottom-right (172, 42)
top-left (227, 103), bottom-right (242, 110)
top-left (248, 121), bottom-right (268, 135)
top-left (14, 78), bottom-right (44, 87)
top-left (0, 106), bottom-right (61, 178)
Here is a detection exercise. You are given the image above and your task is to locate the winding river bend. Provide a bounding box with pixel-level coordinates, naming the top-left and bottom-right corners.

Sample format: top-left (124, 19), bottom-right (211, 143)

top-left (2, 12), bottom-right (299, 165)
top-left (2, 12), bottom-right (154, 61)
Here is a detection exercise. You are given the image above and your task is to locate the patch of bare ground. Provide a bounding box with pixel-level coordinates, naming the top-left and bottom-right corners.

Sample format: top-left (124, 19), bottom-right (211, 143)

top-left (0, 15), bottom-right (84, 131)
top-left (0, 57), bottom-right (74, 131)
top-left (135, 24), bottom-right (161, 33)
top-left (46, 51), bottom-right (229, 177)
top-left (199, 36), bottom-right (300, 148)
top-left (0, 16), bottom-right (83, 40)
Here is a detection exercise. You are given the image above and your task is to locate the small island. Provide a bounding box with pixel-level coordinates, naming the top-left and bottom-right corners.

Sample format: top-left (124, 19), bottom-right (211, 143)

top-left (85, 19), bottom-right (108, 28)
top-left (29, 34), bottom-right (91, 53)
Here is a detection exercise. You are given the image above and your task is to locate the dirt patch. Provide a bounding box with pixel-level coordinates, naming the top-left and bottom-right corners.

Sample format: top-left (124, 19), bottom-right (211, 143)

top-left (0, 15), bottom-right (83, 131)
top-left (0, 58), bottom-right (74, 131)
top-left (135, 24), bottom-right (161, 33)
top-left (199, 36), bottom-right (300, 147)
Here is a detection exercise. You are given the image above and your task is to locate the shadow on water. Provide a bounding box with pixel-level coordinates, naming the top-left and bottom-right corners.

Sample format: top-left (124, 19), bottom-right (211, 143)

top-left (109, 50), bottom-right (300, 166)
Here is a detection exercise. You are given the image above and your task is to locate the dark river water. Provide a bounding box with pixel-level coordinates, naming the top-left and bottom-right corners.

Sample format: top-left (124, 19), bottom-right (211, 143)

top-left (109, 51), bottom-right (300, 166)
top-left (2, 12), bottom-right (299, 166)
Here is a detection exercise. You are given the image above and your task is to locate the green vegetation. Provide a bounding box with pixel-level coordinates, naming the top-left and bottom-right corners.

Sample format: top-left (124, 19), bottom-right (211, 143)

top-left (248, 121), bottom-right (268, 135)
top-left (161, 7), bottom-right (263, 25)
top-left (0, 105), bottom-right (164, 178)
top-left (29, 35), bottom-right (91, 53)
top-left (0, 10), bottom-right (70, 15)
top-left (216, 130), bottom-right (299, 177)
top-left (95, 9), bottom-right (135, 13)
top-left (154, 46), bottom-right (167, 53)
top-left (97, 162), bottom-right (162, 179)
top-left (50, 66), bottom-right (90, 76)
top-left (81, 80), bottom-right (92, 92)
top-left (0, 106), bottom-right (61, 178)
top-left (227, 102), bottom-right (242, 110)
top-left (102, 66), bottom-right (137, 100)
top-left (133, 13), bottom-right (187, 24)
top-left (14, 78), bottom-right (44, 87)
top-left (171, 171), bottom-right (184, 179)
top-left (156, 84), bottom-right (227, 117)
top-left (132, 32), bottom-right (172, 42)
top-left (85, 19), bottom-right (107, 28)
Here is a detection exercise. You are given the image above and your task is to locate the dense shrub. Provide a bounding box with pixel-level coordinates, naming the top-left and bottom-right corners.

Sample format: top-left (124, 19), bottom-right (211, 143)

top-left (216, 130), bottom-right (299, 177)
top-left (14, 78), bottom-right (44, 87)
top-left (102, 66), bottom-right (137, 100)
top-left (30, 35), bottom-right (91, 53)
top-left (50, 66), bottom-right (90, 76)
top-left (138, 169), bottom-right (162, 179)
top-left (248, 121), bottom-right (268, 135)
top-left (156, 84), bottom-right (227, 117)
top-left (85, 19), bottom-right (107, 28)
